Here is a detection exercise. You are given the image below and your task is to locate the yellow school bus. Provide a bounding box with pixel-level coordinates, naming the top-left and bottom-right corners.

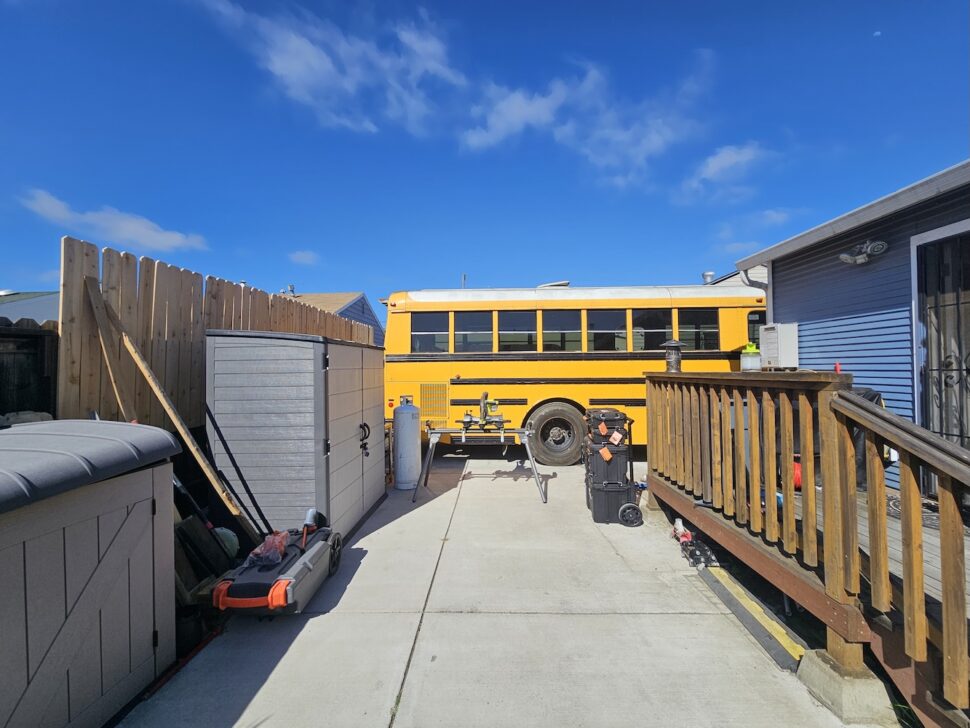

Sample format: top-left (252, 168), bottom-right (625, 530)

top-left (383, 285), bottom-right (765, 465)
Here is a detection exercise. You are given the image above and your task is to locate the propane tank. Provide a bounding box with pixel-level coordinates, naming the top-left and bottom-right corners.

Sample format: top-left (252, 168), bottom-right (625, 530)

top-left (393, 395), bottom-right (421, 490)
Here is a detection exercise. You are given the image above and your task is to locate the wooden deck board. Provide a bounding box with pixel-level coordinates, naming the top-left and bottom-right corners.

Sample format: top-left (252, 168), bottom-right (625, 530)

top-left (793, 489), bottom-right (968, 616)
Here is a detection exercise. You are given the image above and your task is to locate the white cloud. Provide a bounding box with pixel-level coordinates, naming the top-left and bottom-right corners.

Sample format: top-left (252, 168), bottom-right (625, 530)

top-left (462, 50), bottom-right (715, 185)
top-left (756, 208), bottom-right (790, 226)
top-left (20, 189), bottom-right (207, 252)
top-left (201, 0), bottom-right (465, 135)
top-left (462, 79), bottom-right (569, 150)
top-left (288, 250), bottom-right (319, 265)
top-left (679, 141), bottom-right (767, 203)
top-left (720, 241), bottom-right (761, 254)
top-left (37, 269), bottom-right (61, 283)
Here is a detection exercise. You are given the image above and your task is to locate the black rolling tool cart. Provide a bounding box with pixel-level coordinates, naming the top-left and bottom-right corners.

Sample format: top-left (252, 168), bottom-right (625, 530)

top-left (583, 408), bottom-right (642, 527)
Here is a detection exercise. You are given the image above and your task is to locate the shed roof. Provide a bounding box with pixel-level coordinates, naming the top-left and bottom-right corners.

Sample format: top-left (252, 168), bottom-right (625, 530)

top-left (736, 159), bottom-right (970, 270)
top-left (0, 420), bottom-right (181, 515)
top-left (298, 292), bottom-right (362, 313)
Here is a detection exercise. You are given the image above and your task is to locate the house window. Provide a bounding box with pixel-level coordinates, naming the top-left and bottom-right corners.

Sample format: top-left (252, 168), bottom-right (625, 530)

top-left (632, 309), bottom-right (672, 350)
top-left (454, 311), bottom-right (493, 352)
top-left (410, 312), bottom-right (448, 353)
top-left (679, 309), bottom-right (720, 350)
top-left (498, 311), bottom-right (536, 351)
top-left (542, 310), bottom-right (581, 352)
top-left (748, 310), bottom-right (767, 346)
top-left (587, 309), bottom-right (627, 351)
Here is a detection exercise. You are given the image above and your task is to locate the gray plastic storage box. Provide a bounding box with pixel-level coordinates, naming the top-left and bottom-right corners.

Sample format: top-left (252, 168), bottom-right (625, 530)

top-left (0, 420), bottom-right (180, 727)
top-left (205, 330), bottom-right (385, 538)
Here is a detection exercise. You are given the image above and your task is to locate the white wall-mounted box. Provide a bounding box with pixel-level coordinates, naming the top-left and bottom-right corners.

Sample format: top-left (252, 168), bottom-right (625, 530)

top-left (760, 322), bottom-right (799, 369)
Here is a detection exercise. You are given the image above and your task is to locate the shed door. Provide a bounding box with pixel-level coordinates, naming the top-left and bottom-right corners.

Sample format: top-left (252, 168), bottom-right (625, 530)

top-left (361, 347), bottom-right (385, 513)
top-left (918, 234), bottom-right (970, 463)
top-left (0, 465), bottom-right (174, 728)
top-left (326, 344), bottom-right (364, 536)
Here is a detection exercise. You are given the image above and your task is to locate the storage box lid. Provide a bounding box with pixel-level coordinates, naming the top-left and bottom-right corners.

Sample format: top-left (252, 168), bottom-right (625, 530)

top-left (0, 420), bottom-right (181, 515)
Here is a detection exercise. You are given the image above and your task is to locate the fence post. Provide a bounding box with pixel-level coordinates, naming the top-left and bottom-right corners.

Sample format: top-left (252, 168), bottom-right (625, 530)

top-left (818, 384), bottom-right (864, 670)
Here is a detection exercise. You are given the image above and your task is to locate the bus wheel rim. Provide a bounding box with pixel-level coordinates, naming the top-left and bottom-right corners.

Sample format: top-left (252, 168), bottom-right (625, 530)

top-left (540, 417), bottom-right (573, 452)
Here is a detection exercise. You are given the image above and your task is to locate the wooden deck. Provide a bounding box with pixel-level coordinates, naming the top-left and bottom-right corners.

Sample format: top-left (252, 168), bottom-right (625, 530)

top-left (794, 489), bottom-right (970, 617)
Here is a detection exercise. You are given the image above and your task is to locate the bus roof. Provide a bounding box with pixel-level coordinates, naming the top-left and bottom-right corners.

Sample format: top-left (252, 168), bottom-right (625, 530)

top-left (388, 284), bottom-right (763, 304)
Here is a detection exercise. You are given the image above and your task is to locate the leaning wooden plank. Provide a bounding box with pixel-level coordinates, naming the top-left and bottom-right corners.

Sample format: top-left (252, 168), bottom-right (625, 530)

top-left (57, 237), bottom-right (83, 419)
top-left (937, 473), bottom-right (969, 708)
top-left (898, 452), bottom-right (928, 661)
top-left (84, 277), bottom-right (135, 421)
top-left (100, 301), bottom-right (259, 542)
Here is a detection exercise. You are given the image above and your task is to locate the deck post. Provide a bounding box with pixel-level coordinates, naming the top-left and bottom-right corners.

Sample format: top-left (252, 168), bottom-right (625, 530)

top-left (818, 384), bottom-right (864, 671)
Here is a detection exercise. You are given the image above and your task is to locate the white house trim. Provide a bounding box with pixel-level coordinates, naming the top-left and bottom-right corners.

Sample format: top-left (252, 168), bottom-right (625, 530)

top-left (909, 216), bottom-right (970, 426)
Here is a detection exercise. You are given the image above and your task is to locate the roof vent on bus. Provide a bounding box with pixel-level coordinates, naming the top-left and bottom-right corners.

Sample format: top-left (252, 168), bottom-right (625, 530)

top-left (702, 271), bottom-right (715, 284)
top-left (536, 280), bottom-right (570, 288)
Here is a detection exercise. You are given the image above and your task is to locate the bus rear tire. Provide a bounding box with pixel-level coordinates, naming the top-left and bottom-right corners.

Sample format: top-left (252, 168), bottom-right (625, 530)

top-left (529, 402), bottom-right (585, 466)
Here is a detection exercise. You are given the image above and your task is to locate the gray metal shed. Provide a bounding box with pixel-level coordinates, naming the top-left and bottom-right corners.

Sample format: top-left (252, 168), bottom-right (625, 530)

top-left (205, 331), bottom-right (385, 538)
top-left (0, 419), bottom-right (180, 728)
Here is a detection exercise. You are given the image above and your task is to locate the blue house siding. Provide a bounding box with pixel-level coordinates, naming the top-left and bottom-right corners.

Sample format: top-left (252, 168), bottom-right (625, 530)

top-left (337, 296), bottom-right (385, 346)
top-left (772, 186), bottom-right (970, 425)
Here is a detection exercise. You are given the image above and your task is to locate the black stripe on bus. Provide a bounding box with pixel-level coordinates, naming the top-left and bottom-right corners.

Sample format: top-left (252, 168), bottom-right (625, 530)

top-left (385, 350), bottom-right (740, 363)
top-left (450, 377), bottom-right (645, 385)
top-left (589, 398), bottom-right (647, 408)
top-left (450, 398), bottom-right (528, 406)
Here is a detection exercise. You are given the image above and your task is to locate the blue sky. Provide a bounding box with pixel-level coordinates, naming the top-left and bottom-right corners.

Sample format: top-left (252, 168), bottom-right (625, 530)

top-left (1, 1), bottom-right (966, 323)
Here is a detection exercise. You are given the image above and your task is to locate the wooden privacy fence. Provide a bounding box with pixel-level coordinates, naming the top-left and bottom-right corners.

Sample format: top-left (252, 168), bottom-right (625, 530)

top-left (57, 236), bottom-right (374, 429)
top-left (646, 371), bottom-right (970, 723)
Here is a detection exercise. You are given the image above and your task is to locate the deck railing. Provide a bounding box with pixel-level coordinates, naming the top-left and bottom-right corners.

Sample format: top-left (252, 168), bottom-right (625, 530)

top-left (645, 371), bottom-right (970, 716)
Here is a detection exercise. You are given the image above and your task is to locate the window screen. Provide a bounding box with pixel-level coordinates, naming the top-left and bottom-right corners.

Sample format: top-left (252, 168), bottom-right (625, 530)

top-left (747, 310), bottom-right (767, 347)
top-left (498, 311), bottom-right (536, 351)
top-left (454, 311), bottom-right (493, 352)
top-left (632, 309), bottom-right (672, 350)
top-left (587, 309), bottom-right (627, 351)
top-left (541, 310), bottom-right (581, 352)
top-left (680, 308), bottom-right (720, 350)
top-left (410, 312), bottom-right (448, 353)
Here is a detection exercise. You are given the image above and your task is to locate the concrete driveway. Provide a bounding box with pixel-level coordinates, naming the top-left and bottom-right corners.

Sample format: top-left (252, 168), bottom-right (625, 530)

top-left (122, 450), bottom-right (845, 728)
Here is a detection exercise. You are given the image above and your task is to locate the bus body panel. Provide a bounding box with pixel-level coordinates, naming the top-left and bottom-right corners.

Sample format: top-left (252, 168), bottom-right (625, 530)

top-left (382, 286), bottom-right (765, 448)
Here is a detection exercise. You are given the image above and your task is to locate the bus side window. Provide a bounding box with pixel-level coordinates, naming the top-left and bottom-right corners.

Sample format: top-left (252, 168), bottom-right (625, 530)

top-left (498, 311), bottom-right (536, 351)
top-left (455, 311), bottom-right (492, 352)
top-left (680, 308), bottom-right (720, 350)
top-left (748, 310), bottom-right (767, 346)
top-left (587, 309), bottom-right (627, 351)
top-left (411, 312), bottom-right (449, 353)
top-left (632, 309), bottom-right (672, 350)
top-left (541, 310), bottom-right (581, 351)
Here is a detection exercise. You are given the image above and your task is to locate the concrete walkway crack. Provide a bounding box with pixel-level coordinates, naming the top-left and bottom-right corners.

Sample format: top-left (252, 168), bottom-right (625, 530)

top-left (387, 466), bottom-right (466, 728)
